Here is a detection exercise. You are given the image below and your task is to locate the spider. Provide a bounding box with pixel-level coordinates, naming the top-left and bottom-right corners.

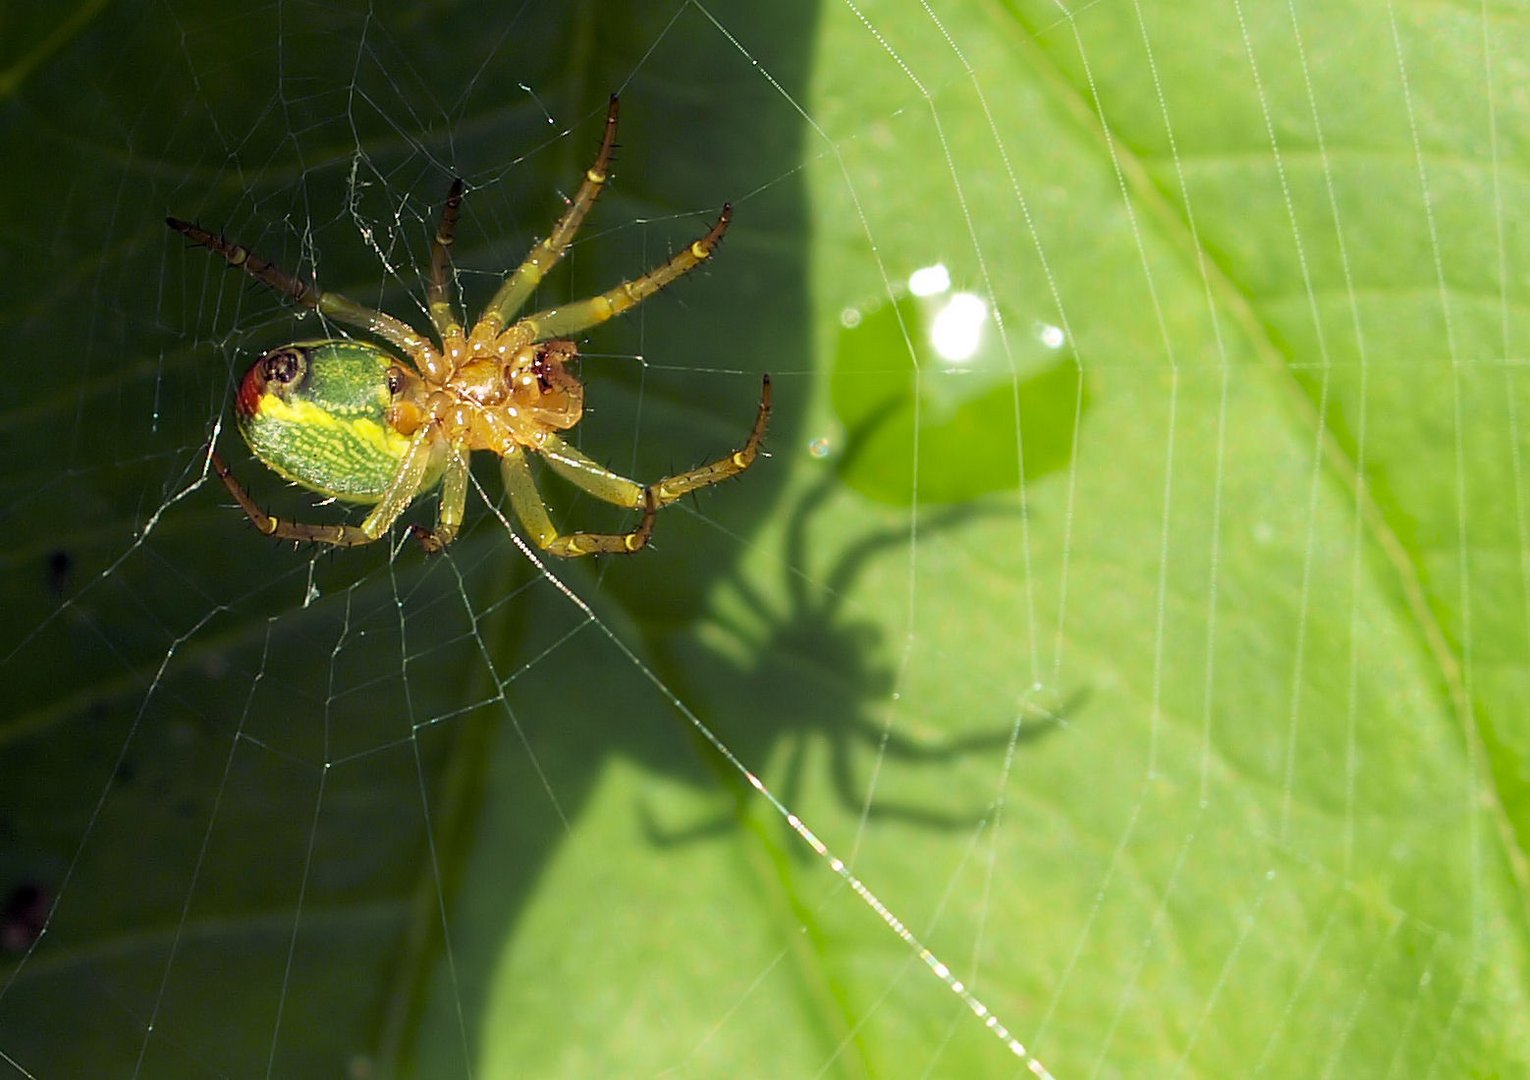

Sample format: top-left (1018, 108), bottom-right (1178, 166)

top-left (167, 95), bottom-right (771, 557)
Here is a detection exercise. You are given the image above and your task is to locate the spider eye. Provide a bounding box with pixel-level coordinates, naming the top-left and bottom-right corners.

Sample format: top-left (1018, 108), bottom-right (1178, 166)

top-left (261, 347), bottom-right (305, 385)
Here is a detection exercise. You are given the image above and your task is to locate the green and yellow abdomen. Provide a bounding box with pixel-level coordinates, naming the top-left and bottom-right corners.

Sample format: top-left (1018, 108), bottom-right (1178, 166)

top-left (236, 340), bottom-right (441, 503)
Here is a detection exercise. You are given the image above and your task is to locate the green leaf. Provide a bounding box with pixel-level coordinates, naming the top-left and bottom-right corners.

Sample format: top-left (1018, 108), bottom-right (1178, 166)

top-left (2, 1), bottom-right (1527, 1076)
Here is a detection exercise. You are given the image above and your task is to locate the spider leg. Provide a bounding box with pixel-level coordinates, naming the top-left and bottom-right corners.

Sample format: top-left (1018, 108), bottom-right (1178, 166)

top-left (165, 218), bottom-right (441, 372)
top-left (501, 446), bottom-right (657, 557)
top-left (409, 445), bottom-right (470, 553)
top-left (209, 424), bottom-right (444, 548)
top-left (472, 95), bottom-right (622, 342)
top-left (539, 374), bottom-right (770, 507)
top-left (209, 450), bottom-right (379, 546)
top-left (647, 372), bottom-right (771, 503)
top-left (507, 204), bottom-right (731, 343)
top-left (355, 425), bottom-right (450, 544)
top-left (534, 437), bottom-right (644, 508)
top-left (427, 179), bottom-right (466, 343)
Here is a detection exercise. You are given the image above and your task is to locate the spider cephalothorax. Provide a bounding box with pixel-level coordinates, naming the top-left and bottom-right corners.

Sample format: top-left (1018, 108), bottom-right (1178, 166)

top-left (382, 338), bottom-right (587, 452)
top-left (170, 94), bottom-right (770, 557)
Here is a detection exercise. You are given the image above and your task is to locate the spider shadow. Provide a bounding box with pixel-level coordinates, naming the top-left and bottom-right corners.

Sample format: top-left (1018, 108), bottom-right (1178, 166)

top-left (633, 426), bottom-right (1078, 854)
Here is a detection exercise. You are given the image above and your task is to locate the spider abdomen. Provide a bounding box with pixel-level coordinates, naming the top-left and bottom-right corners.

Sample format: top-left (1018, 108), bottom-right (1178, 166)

top-left (238, 340), bottom-right (445, 503)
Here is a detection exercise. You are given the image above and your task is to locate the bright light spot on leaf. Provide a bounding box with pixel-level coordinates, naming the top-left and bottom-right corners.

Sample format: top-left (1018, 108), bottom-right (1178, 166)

top-left (930, 292), bottom-right (988, 364)
top-left (908, 263), bottom-right (951, 297)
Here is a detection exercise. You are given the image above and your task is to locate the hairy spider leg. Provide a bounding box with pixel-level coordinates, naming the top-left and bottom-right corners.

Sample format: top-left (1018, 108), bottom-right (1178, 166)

top-left (536, 374), bottom-right (772, 511)
top-left (505, 205), bottom-right (732, 346)
top-left (501, 447), bottom-right (658, 556)
top-left (470, 95), bottom-right (623, 347)
top-left (165, 217), bottom-right (445, 378)
top-left (409, 446), bottom-right (470, 553)
top-left (208, 421), bottom-right (452, 548)
top-left (426, 178), bottom-right (466, 344)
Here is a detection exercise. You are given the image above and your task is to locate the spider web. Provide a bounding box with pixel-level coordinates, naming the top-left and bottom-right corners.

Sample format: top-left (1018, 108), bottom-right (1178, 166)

top-left (2, 0), bottom-right (1528, 1075)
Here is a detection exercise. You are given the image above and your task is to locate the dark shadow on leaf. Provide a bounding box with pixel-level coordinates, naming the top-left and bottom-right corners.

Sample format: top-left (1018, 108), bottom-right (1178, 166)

top-left (638, 420), bottom-right (1078, 849)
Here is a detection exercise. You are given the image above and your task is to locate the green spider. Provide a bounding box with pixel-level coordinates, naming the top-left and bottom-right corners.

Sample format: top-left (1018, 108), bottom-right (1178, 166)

top-left (168, 96), bottom-right (771, 556)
